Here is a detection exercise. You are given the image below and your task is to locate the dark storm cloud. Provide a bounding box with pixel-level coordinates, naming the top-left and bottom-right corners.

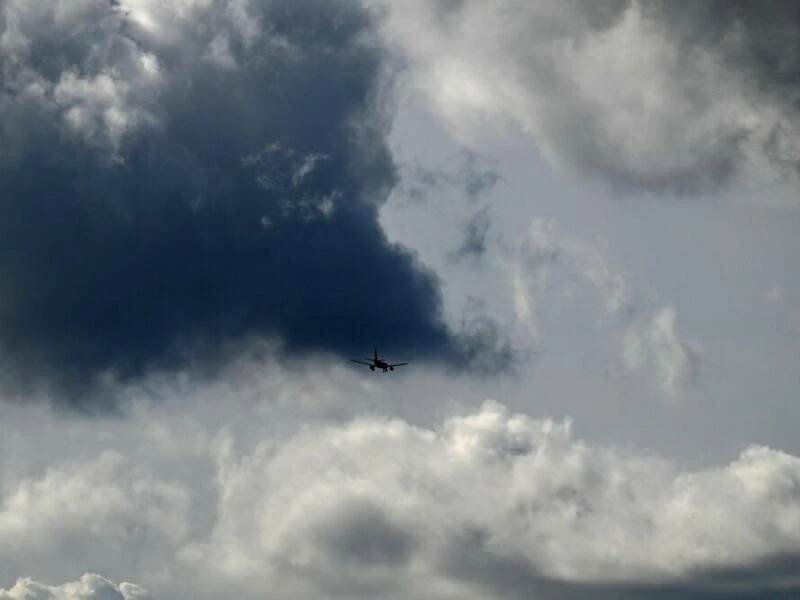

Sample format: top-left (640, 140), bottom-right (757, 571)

top-left (0, 0), bottom-right (505, 400)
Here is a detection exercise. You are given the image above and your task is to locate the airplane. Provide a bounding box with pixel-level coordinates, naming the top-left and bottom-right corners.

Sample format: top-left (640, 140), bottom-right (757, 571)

top-left (350, 348), bottom-right (408, 373)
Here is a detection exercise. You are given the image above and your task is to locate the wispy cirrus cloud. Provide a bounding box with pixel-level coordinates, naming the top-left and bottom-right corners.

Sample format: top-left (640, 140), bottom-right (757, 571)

top-left (507, 218), bottom-right (701, 396)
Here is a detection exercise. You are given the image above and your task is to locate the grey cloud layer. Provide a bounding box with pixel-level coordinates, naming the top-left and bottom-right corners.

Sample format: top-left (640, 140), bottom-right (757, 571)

top-left (1, 363), bottom-right (799, 599)
top-left (370, 0), bottom-right (800, 196)
top-left (0, 0), bottom-right (508, 398)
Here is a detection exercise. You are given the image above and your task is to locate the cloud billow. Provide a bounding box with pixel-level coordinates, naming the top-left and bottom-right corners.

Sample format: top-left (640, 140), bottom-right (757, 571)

top-left (0, 0), bottom-right (502, 398)
top-left (0, 574), bottom-right (149, 600)
top-left (3, 391), bottom-right (799, 599)
top-left (374, 0), bottom-right (800, 197)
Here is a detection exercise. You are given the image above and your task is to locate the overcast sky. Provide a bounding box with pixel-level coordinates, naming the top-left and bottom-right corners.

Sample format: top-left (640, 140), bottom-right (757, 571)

top-left (1, 1), bottom-right (799, 599)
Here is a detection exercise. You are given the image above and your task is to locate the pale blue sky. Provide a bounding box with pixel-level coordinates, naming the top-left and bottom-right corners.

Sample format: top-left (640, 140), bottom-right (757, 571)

top-left (380, 97), bottom-right (800, 464)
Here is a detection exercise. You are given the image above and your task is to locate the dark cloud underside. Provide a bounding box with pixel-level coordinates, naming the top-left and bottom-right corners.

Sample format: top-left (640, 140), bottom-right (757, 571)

top-left (442, 528), bottom-right (800, 600)
top-left (0, 0), bottom-right (504, 397)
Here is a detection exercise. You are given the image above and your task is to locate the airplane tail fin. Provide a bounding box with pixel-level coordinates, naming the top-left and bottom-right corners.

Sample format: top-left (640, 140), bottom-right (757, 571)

top-left (374, 347), bottom-right (378, 361)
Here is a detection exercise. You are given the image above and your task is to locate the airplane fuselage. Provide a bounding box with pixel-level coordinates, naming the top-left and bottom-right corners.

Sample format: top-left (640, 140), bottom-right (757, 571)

top-left (368, 358), bottom-right (393, 372)
top-left (351, 348), bottom-right (406, 373)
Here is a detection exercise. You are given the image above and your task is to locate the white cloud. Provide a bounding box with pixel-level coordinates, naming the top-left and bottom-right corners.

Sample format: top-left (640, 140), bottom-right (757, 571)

top-left (0, 358), bottom-right (798, 598)
top-left (0, 0), bottom-right (164, 156)
top-left (366, 0), bottom-right (800, 199)
top-left (766, 285), bottom-right (785, 304)
top-left (52, 68), bottom-right (160, 152)
top-left (0, 574), bottom-right (149, 600)
top-left (505, 219), bottom-right (561, 341)
top-left (622, 306), bottom-right (702, 396)
top-left (0, 449), bottom-right (191, 585)
top-left (0, 0), bottom-right (269, 158)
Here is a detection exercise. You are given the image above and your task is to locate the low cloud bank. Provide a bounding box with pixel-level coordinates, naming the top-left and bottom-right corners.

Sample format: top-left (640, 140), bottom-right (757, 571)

top-left (1, 375), bottom-right (798, 598)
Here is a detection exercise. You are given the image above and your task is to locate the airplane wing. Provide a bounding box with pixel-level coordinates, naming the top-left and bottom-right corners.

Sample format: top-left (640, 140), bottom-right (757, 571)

top-left (350, 359), bottom-right (373, 366)
top-left (389, 362), bottom-right (408, 367)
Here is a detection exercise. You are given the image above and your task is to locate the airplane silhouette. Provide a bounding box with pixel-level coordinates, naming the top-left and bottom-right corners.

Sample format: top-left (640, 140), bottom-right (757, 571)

top-left (350, 348), bottom-right (408, 373)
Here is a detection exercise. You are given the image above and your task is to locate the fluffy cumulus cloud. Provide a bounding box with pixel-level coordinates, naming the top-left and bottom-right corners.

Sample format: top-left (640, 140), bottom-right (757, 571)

top-left (0, 448), bottom-right (190, 581)
top-left (0, 574), bottom-right (149, 600)
top-left (367, 0), bottom-right (800, 197)
top-left (0, 363), bottom-right (798, 599)
top-left (0, 0), bottom-right (511, 401)
top-left (508, 218), bottom-right (700, 395)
